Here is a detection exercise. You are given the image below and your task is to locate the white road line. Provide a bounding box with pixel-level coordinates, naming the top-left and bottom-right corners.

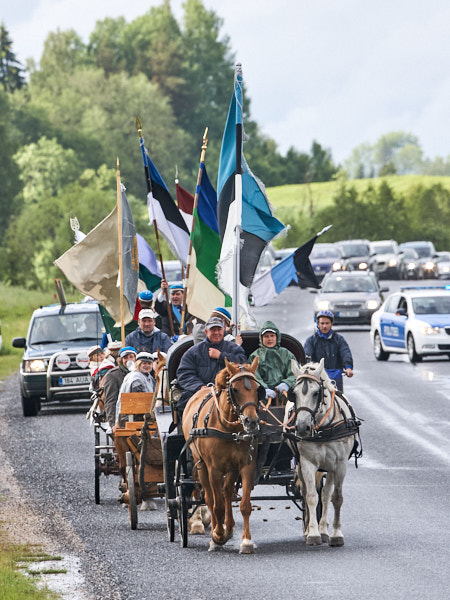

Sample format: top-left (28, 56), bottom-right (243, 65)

top-left (351, 386), bottom-right (450, 466)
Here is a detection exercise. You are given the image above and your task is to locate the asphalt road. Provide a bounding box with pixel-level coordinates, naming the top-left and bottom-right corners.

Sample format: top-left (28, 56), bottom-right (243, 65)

top-left (1, 279), bottom-right (449, 600)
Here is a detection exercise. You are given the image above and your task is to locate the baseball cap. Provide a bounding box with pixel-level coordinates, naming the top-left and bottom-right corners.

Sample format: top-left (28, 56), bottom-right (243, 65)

top-left (139, 290), bottom-right (153, 301)
top-left (261, 328), bottom-right (277, 336)
top-left (139, 309), bottom-right (157, 319)
top-left (205, 316), bottom-right (225, 330)
top-left (119, 346), bottom-right (137, 357)
top-left (88, 345), bottom-right (103, 358)
top-left (136, 351), bottom-right (154, 362)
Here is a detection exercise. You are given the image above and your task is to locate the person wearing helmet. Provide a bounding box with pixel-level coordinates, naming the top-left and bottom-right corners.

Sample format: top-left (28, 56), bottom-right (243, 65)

top-left (303, 310), bottom-right (353, 392)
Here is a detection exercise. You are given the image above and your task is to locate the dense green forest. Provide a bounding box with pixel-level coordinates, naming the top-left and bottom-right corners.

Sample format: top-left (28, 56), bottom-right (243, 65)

top-left (1, 0), bottom-right (449, 292)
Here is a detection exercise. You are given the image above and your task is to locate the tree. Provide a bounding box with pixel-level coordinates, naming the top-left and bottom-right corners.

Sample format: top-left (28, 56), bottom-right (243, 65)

top-left (373, 131), bottom-right (420, 174)
top-left (14, 137), bottom-right (82, 205)
top-left (309, 141), bottom-right (337, 182)
top-left (0, 91), bottom-right (22, 240)
top-left (88, 17), bottom-right (128, 76)
top-left (0, 23), bottom-right (25, 92)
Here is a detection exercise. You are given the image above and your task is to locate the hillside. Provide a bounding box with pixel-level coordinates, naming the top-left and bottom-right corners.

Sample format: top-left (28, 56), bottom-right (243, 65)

top-left (267, 174), bottom-right (450, 212)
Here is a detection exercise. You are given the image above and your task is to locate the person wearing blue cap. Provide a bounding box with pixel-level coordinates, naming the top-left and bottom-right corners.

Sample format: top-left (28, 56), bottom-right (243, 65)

top-left (103, 346), bottom-right (137, 430)
top-left (138, 289), bottom-right (154, 309)
top-left (176, 316), bottom-right (247, 416)
top-left (155, 279), bottom-right (192, 337)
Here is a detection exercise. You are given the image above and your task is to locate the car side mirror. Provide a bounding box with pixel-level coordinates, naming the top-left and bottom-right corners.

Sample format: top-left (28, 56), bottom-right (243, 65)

top-left (12, 337), bottom-right (26, 348)
top-left (381, 287), bottom-right (389, 293)
top-left (309, 289), bottom-right (318, 294)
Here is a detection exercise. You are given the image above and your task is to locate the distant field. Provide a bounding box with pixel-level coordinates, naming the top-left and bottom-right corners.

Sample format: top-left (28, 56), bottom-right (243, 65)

top-left (0, 284), bottom-right (81, 381)
top-left (267, 174), bottom-right (450, 212)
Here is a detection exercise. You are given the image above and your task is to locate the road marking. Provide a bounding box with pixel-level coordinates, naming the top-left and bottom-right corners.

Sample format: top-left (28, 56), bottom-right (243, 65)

top-left (351, 386), bottom-right (450, 466)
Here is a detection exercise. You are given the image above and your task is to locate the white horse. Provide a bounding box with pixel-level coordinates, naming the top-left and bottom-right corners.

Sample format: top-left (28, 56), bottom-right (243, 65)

top-left (285, 358), bottom-right (360, 547)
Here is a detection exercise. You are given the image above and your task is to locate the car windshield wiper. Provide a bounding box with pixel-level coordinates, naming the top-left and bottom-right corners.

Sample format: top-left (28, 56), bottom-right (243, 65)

top-left (65, 336), bottom-right (99, 342)
top-left (32, 339), bottom-right (60, 344)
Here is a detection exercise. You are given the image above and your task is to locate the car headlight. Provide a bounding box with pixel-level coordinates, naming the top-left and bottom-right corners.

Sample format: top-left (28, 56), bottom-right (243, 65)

top-left (388, 258), bottom-right (398, 267)
top-left (441, 266), bottom-right (450, 273)
top-left (358, 262), bottom-right (368, 270)
top-left (317, 300), bottom-right (331, 310)
top-left (332, 262), bottom-right (342, 271)
top-left (422, 326), bottom-right (441, 335)
top-left (424, 261), bottom-right (435, 270)
top-left (24, 359), bottom-right (46, 373)
top-left (407, 262), bottom-right (416, 269)
top-left (366, 300), bottom-right (380, 310)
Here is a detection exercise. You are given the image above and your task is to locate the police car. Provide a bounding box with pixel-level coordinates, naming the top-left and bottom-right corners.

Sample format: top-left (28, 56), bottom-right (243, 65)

top-left (370, 286), bottom-right (450, 362)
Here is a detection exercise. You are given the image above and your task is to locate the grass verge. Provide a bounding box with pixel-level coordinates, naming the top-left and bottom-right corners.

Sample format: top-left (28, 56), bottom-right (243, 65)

top-left (0, 528), bottom-right (61, 599)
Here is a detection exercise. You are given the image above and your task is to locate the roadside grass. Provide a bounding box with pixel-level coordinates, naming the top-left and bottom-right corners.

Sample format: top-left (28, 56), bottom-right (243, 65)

top-left (267, 174), bottom-right (450, 212)
top-left (0, 284), bottom-right (81, 382)
top-left (0, 528), bottom-right (61, 599)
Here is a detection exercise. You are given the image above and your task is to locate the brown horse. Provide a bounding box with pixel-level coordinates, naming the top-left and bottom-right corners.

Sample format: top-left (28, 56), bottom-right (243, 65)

top-left (182, 357), bottom-right (261, 553)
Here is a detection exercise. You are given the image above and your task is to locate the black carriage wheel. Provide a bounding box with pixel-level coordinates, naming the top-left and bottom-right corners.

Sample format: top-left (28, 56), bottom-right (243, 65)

top-left (94, 428), bottom-right (101, 504)
top-left (177, 488), bottom-right (189, 548)
top-left (126, 452), bottom-right (138, 530)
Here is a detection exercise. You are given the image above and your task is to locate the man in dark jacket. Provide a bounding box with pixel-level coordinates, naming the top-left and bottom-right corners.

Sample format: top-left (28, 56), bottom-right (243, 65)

top-left (103, 347), bottom-right (137, 429)
top-left (124, 309), bottom-right (171, 354)
top-left (154, 281), bottom-right (192, 338)
top-left (304, 310), bottom-right (353, 392)
top-left (176, 316), bottom-right (247, 414)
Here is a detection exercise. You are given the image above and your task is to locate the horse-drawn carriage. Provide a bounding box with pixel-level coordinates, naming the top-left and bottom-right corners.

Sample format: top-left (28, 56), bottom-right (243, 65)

top-left (152, 331), bottom-right (360, 552)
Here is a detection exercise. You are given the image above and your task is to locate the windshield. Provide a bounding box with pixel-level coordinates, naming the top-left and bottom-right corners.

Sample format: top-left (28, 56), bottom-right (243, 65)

top-left (338, 243), bottom-right (369, 257)
top-left (407, 245), bottom-right (433, 258)
top-left (412, 296), bottom-right (450, 315)
top-left (30, 313), bottom-right (102, 344)
top-left (371, 244), bottom-right (395, 254)
top-left (310, 247), bottom-right (340, 259)
top-left (322, 276), bottom-right (377, 293)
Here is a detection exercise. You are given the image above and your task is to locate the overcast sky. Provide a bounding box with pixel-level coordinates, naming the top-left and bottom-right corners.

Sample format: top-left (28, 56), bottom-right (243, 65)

top-left (3, 0), bottom-right (450, 164)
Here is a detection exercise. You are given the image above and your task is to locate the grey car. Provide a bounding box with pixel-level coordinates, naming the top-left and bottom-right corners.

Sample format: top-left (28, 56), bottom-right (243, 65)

top-left (311, 271), bottom-right (388, 325)
top-left (12, 302), bottom-right (103, 416)
top-left (369, 240), bottom-right (403, 279)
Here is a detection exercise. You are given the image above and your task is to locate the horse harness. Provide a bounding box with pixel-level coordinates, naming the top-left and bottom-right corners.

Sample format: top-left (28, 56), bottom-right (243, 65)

top-left (287, 371), bottom-right (362, 452)
top-left (186, 368), bottom-right (263, 463)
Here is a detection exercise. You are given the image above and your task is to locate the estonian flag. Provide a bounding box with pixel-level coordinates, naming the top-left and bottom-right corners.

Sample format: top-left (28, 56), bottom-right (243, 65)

top-left (139, 139), bottom-right (190, 266)
top-left (250, 227), bottom-right (331, 307)
top-left (217, 66), bottom-right (285, 319)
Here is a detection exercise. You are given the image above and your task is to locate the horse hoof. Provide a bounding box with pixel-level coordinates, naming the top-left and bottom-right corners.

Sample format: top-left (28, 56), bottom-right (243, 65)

top-left (329, 536), bottom-right (344, 547)
top-left (208, 540), bottom-right (222, 552)
top-left (140, 499), bottom-right (157, 511)
top-left (239, 539), bottom-right (255, 554)
top-left (190, 523), bottom-right (205, 535)
top-left (321, 533), bottom-right (330, 543)
top-left (306, 535), bottom-right (322, 546)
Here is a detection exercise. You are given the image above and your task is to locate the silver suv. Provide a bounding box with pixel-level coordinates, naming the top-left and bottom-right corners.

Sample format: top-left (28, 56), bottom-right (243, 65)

top-left (12, 302), bottom-right (103, 416)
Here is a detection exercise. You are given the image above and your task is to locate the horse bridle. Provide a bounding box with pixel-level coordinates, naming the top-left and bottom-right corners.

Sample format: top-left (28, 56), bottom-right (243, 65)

top-left (225, 368), bottom-right (263, 416)
top-left (289, 372), bottom-right (326, 425)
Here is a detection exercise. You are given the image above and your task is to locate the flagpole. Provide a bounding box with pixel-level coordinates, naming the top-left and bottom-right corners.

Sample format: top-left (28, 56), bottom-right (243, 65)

top-left (135, 116), bottom-right (175, 338)
top-left (117, 157), bottom-right (126, 344)
top-left (233, 64), bottom-right (243, 332)
top-left (180, 127), bottom-right (209, 334)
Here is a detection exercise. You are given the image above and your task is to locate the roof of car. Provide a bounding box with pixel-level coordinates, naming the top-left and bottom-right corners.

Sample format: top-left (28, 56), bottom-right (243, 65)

top-left (398, 286), bottom-right (450, 296)
top-left (325, 270), bottom-right (376, 278)
top-left (32, 303), bottom-right (100, 317)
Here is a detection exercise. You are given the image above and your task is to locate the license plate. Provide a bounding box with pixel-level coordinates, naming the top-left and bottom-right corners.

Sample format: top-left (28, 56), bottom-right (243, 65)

top-left (338, 310), bottom-right (359, 317)
top-left (58, 375), bottom-right (90, 386)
